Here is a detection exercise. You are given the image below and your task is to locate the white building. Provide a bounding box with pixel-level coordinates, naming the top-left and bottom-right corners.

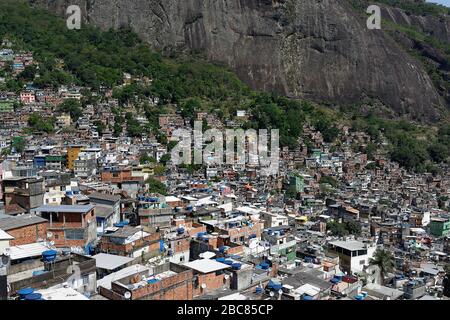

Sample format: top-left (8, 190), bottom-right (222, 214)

top-left (327, 240), bottom-right (377, 274)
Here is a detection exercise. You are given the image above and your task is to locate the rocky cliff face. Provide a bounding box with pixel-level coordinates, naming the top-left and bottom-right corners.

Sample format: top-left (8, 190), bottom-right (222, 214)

top-left (31, 0), bottom-right (448, 121)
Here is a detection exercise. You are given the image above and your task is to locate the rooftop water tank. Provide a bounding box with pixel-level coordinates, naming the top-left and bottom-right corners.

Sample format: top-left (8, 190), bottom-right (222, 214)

top-left (32, 270), bottom-right (47, 277)
top-left (42, 250), bottom-right (57, 262)
top-left (18, 288), bottom-right (34, 299)
top-left (216, 258), bottom-right (226, 263)
top-left (224, 259), bottom-right (233, 266)
top-left (147, 279), bottom-right (160, 285)
top-left (24, 293), bottom-right (43, 301)
top-left (176, 227), bottom-right (185, 235)
top-left (260, 262), bottom-right (269, 270)
top-left (231, 263), bottom-right (242, 270)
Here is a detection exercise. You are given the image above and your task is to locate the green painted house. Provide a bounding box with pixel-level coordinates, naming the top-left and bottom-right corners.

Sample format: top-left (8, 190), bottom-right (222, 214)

top-left (429, 217), bottom-right (450, 237)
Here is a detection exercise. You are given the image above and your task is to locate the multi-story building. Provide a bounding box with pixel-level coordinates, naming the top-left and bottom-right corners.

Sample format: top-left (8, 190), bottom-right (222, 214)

top-left (66, 145), bottom-right (83, 171)
top-left (326, 240), bottom-right (377, 274)
top-left (429, 217), bottom-right (450, 237)
top-left (32, 205), bottom-right (97, 250)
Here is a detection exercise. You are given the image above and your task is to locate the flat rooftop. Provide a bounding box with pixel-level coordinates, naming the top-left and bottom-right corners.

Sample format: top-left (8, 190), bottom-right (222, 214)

top-left (31, 205), bottom-right (95, 214)
top-left (93, 253), bottom-right (134, 271)
top-left (183, 259), bottom-right (231, 274)
top-left (329, 240), bottom-right (366, 251)
top-left (37, 286), bottom-right (90, 300)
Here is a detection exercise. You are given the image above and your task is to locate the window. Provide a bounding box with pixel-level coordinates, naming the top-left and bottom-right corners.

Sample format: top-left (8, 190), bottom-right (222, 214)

top-left (65, 229), bottom-right (84, 240)
top-left (360, 260), bottom-right (365, 265)
top-left (180, 256), bottom-right (185, 263)
top-left (82, 275), bottom-right (89, 285)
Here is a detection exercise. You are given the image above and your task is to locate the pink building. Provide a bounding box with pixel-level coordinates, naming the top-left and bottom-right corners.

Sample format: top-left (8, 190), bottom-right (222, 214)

top-left (20, 91), bottom-right (35, 105)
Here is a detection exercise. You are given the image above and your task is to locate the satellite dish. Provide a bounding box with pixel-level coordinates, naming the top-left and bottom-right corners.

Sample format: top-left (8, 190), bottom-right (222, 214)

top-left (224, 275), bottom-right (230, 280)
top-left (201, 283), bottom-right (207, 289)
top-left (278, 289), bottom-right (283, 295)
top-left (47, 232), bottom-right (53, 238)
top-left (131, 242), bottom-right (136, 246)
top-left (1, 255), bottom-right (9, 265)
top-left (269, 291), bottom-right (275, 297)
top-left (124, 292), bottom-right (131, 299)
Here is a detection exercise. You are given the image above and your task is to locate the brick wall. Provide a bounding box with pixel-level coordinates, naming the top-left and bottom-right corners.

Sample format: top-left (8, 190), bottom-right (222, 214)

top-left (131, 270), bottom-right (194, 300)
top-left (8, 222), bottom-right (47, 246)
top-left (100, 232), bottom-right (161, 256)
top-left (171, 237), bottom-right (190, 254)
top-left (194, 272), bottom-right (228, 297)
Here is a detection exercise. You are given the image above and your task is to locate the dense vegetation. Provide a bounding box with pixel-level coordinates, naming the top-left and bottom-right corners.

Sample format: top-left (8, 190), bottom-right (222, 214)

top-left (146, 178), bottom-right (168, 195)
top-left (0, 0), bottom-right (448, 173)
top-left (349, 0), bottom-right (450, 16)
top-left (327, 220), bottom-right (362, 237)
top-left (374, 0), bottom-right (450, 16)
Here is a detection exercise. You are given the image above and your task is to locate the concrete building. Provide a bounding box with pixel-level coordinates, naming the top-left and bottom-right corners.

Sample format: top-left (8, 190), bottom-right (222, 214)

top-left (327, 240), bottom-right (376, 274)
top-left (31, 205), bottom-right (97, 250)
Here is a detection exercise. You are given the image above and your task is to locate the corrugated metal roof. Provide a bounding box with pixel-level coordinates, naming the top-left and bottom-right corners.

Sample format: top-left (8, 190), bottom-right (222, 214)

top-left (9, 242), bottom-right (51, 260)
top-left (92, 253), bottom-right (133, 270)
top-left (0, 214), bottom-right (47, 231)
top-left (31, 205), bottom-right (95, 214)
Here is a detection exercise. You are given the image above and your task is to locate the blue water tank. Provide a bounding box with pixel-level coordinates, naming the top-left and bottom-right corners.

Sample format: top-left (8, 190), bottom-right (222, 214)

top-left (260, 262), bottom-right (269, 270)
top-left (177, 227), bottom-right (185, 235)
top-left (24, 293), bottom-right (42, 300)
top-left (18, 288), bottom-right (34, 299)
top-left (232, 263), bottom-right (242, 270)
top-left (147, 279), bottom-right (160, 285)
top-left (255, 286), bottom-right (263, 294)
top-left (32, 270), bottom-right (47, 277)
top-left (42, 250), bottom-right (57, 262)
top-left (216, 257), bottom-right (226, 263)
top-left (224, 259), bottom-right (233, 266)
top-left (303, 295), bottom-right (314, 300)
top-left (330, 276), bottom-right (342, 284)
top-left (355, 294), bottom-right (364, 300)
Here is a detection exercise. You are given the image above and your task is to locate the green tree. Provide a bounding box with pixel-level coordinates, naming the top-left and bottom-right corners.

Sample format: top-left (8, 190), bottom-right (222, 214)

top-left (326, 221), bottom-right (348, 237)
top-left (180, 98), bottom-right (200, 120)
top-left (126, 116), bottom-right (142, 138)
top-left (345, 221), bottom-right (362, 236)
top-left (140, 153), bottom-right (156, 164)
top-left (369, 249), bottom-right (396, 284)
top-left (159, 154), bottom-right (171, 166)
top-left (58, 99), bottom-right (82, 121)
top-left (11, 136), bottom-right (26, 153)
top-left (146, 178), bottom-right (167, 195)
top-left (319, 175), bottom-right (338, 188)
top-left (93, 120), bottom-right (105, 136)
top-left (28, 113), bottom-right (55, 133)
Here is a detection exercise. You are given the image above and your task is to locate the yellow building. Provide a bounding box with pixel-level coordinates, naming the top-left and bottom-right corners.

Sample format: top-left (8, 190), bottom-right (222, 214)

top-left (56, 114), bottom-right (71, 128)
top-left (67, 145), bottom-right (83, 170)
